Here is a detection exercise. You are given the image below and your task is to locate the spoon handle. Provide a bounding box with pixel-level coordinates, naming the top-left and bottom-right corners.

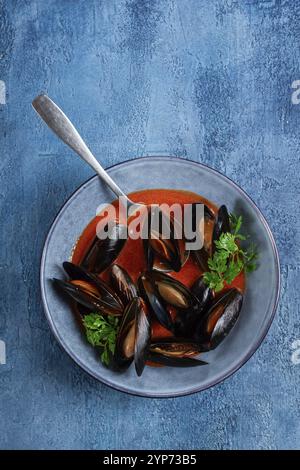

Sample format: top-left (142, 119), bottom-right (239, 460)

top-left (32, 94), bottom-right (130, 201)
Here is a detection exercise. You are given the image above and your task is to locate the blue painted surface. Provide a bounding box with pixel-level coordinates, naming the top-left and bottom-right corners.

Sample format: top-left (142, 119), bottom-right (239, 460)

top-left (0, 0), bottom-right (299, 450)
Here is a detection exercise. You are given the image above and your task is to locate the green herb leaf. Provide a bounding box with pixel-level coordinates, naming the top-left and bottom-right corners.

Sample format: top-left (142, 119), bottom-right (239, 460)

top-left (83, 313), bottom-right (119, 366)
top-left (203, 212), bottom-right (258, 292)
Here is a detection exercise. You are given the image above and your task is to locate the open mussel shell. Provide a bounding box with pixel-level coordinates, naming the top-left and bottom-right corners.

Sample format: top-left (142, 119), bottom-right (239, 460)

top-left (53, 263), bottom-right (124, 316)
top-left (212, 205), bottom-right (230, 246)
top-left (147, 352), bottom-right (208, 367)
top-left (63, 261), bottom-right (123, 310)
top-left (195, 288), bottom-right (243, 349)
top-left (143, 206), bottom-right (181, 272)
top-left (53, 278), bottom-right (122, 316)
top-left (109, 264), bottom-right (138, 306)
top-left (134, 298), bottom-right (151, 376)
top-left (81, 223), bottom-right (127, 274)
top-left (189, 202), bottom-right (214, 228)
top-left (114, 297), bottom-right (136, 369)
top-left (149, 271), bottom-right (199, 310)
top-left (191, 276), bottom-right (214, 309)
top-left (138, 273), bottom-right (174, 332)
top-left (114, 297), bottom-right (151, 376)
top-left (152, 247), bottom-right (189, 273)
top-left (192, 247), bottom-right (209, 271)
top-left (150, 338), bottom-right (204, 357)
top-left (174, 276), bottom-right (214, 337)
top-left (187, 203), bottom-right (215, 271)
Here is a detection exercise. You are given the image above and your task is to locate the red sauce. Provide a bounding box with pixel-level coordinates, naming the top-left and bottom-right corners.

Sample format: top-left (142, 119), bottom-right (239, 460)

top-left (72, 189), bottom-right (245, 342)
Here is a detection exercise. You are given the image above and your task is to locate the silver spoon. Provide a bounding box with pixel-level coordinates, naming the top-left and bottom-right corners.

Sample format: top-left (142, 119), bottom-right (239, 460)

top-left (32, 94), bottom-right (137, 207)
top-left (32, 95), bottom-right (189, 272)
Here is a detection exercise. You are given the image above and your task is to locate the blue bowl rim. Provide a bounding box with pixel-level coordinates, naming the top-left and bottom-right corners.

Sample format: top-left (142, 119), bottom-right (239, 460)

top-left (40, 155), bottom-right (281, 398)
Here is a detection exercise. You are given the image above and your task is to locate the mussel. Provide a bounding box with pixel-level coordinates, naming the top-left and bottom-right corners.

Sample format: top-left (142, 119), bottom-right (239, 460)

top-left (53, 262), bottom-right (123, 316)
top-left (193, 248), bottom-right (210, 272)
top-left (191, 276), bottom-right (214, 308)
top-left (110, 264), bottom-right (138, 306)
top-left (152, 246), bottom-right (189, 273)
top-left (195, 288), bottom-right (243, 349)
top-left (150, 339), bottom-right (204, 357)
top-left (138, 273), bottom-right (174, 332)
top-left (148, 271), bottom-right (199, 310)
top-left (189, 202), bottom-right (214, 227)
top-left (212, 205), bottom-right (230, 246)
top-left (174, 276), bottom-right (213, 337)
top-left (81, 223), bottom-right (127, 274)
top-left (114, 297), bottom-right (151, 376)
top-left (147, 352), bottom-right (207, 367)
top-left (143, 206), bottom-right (181, 272)
top-left (192, 204), bottom-right (231, 268)
top-left (188, 203), bottom-right (215, 271)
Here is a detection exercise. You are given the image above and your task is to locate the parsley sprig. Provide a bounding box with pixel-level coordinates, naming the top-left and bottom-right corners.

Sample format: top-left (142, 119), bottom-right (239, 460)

top-left (82, 313), bottom-right (119, 366)
top-left (203, 213), bottom-right (258, 292)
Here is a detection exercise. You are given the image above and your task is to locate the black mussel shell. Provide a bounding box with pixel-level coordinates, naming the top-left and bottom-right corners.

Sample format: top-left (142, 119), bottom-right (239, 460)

top-left (187, 203), bottom-right (215, 270)
top-left (149, 271), bottom-right (199, 310)
top-left (63, 261), bottom-right (123, 311)
top-left (138, 273), bottom-right (174, 332)
top-left (81, 223), bottom-right (127, 274)
top-left (53, 277), bottom-right (123, 316)
top-left (192, 248), bottom-right (209, 271)
top-left (191, 276), bottom-right (214, 310)
top-left (204, 204), bottom-right (214, 220)
top-left (143, 206), bottom-right (181, 273)
top-left (152, 247), bottom-right (189, 273)
top-left (143, 237), bottom-right (154, 271)
top-left (212, 205), bottom-right (230, 246)
top-left (114, 297), bottom-right (151, 376)
top-left (189, 202), bottom-right (214, 232)
top-left (114, 298), bottom-right (136, 369)
top-left (147, 352), bottom-right (208, 367)
top-left (195, 288), bottom-right (243, 349)
top-left (134, 298), bottom-right (151, 377)
top-left (109, 264), bottom-right (138, 306)
top-left (174, 276), bottom-right (214, 337)
top-left (150, 338), bottom-right (204, 357)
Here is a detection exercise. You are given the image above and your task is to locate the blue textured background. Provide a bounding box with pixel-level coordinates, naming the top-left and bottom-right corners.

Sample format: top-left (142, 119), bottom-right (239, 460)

top-left (0, 0), bottom-right (299, 450)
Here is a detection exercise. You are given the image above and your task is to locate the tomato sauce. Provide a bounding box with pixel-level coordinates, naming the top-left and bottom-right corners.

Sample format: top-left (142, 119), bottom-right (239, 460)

top-left (72, 189), bottom-right (245, 341)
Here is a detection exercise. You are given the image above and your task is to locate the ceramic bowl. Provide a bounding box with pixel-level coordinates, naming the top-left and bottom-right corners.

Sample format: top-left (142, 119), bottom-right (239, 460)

top-left (40, 157), bottom-right (280, 397)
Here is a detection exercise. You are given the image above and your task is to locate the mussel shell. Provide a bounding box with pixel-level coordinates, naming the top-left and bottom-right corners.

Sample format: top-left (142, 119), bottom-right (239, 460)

top-left (195, 288), bottom-right (243, 349)
top-left (204, 204), bottom-right (214, 220)
top-left (53, 277), bottom-right (123, 316)
top-left (191, 276), bottom-right (214, 310)
top-left (110, 264), bottom-right (138, 306)
top-left (143, 238), bottom-right (154, 271)
top-left (152, 248), bottom-right (189, 273)
top-left (81, 223), bottom-right (127, 274)
top-left (189, 202), bottom-right (214, 233)
top-left (149, 271), bottom-right (199, 310)
top-left (188, 203), bottom-right (215, 270)
top-left (147, 352), bottom-right (208, 367)
top-left (114, 298), bottom-right (136, 369)
top-left (174, 276), bottom-right (213, 338)
top-left (143, 206), bottom-right (181, 273)
top-left (150, 339), bottom-right (204, 357)
top-left (138, 273), bottom-right (174, 332)
top-left (192, 247), bottom-right (209, 272)
top-left (63, 261), bottom-right (123, 311)
top-left (114, 297), bottom-right (151, 376)
top-left (134, 298), bottom-right (151, 377)
top-left (212, 205), bottom-right (230, 246)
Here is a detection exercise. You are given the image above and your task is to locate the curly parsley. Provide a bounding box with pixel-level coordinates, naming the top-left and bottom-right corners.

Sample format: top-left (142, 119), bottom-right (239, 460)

top-left (82, 313), bottom-right (119, 366)
top-left (203, 213), bottom-right (258, 292)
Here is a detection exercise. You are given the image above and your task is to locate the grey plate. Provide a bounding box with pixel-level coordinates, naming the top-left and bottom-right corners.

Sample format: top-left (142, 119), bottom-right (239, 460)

top-left (40, 156), bottom-right (280, 398)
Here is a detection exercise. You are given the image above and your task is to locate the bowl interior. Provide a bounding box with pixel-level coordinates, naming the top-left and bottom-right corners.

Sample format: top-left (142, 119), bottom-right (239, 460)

top-left (41, 157), bottom-right (280, 397)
